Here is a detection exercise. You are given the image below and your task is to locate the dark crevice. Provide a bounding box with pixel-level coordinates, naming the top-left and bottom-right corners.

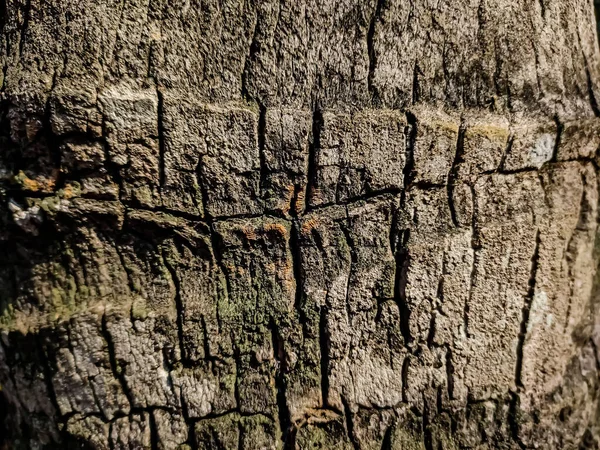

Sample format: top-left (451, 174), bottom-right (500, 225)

top-left (464, 184), bottom-right (480, 338)
top-left (497, 135), bottom-right (514, 172)
top-left (305, 106), bottom-right (323, 212)
top-left (595, 0), bottom-right (600, 46)
top-left (157, 88), bottom-right (166, 190)
top-left (422, 393), bottom-right (433, 450)
top-left (306, 188), bottom-right (402, 214)
top-left (341, 397), bottom-right (359, 450)
top-left (36, 335), bottom-right (63, 421)
top-left (149, 410), bottom-right (159, 450)
top-left (319, 306), bottom-right (330, 407)
top-left (447, 122), bottom-right (466, 228)
top-left (404, 112), bottom-right (417, 190)
top-left (412, 62), bottom-right (421, 105)
top-left (200, 315), bottom-right (211, 360)
top-left (340, 213), bottom-right (357, 330)
top-left (394, 229), bottom-right (412, 346)
top-left (290, 220), bottom-right (307, 333)
top-left (101, 116), bottom-right (125, 202)
top-left (583, 53), bottom-right (600, 117)
top-left (101, 312), bottom-right (134, 408)
top-left (445, 346), bottom-right (455, 400)
top-left (509, 392), bottom-right (527, 449)
top-left (550, 116), bottom-right (564, 162)
top-left (426, 312), bottom-right (436, 349)
top-left (196, 155), bottom-right (210, 221)
top-left (18, 0), bottom-right (32, 58)
top-left (367, 0), bottom-right (386, 105)
top-left (241, 7), bottom-right (261, 104)
top-left (258, 104), bottom-right (267, 196)
top-left (515, 229), bottom-right (541, 389)
top-left (402, 357), bottom-right (410, 403)
top-left (589, 338), bottom-right (600, 373)
top-left (162, 250), bottom-right (188, 366)
top-left (564, 173), bottom-right (592, 331)
top-left (381, 424), bottom-right (393, 450)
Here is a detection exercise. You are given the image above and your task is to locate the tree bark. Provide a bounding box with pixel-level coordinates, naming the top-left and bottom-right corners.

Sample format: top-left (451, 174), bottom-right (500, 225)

top-left (1, 0), bottom-right (600, 448)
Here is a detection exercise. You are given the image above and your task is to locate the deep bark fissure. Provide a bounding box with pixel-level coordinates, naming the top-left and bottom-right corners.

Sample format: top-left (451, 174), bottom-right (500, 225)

top-left (101, 312), bottom-right (134, 409)
top-left (162, 249), bottom-right (188, 366)
top-left (448, 121), bottom-right (466, 228)
top-left (515, 229), bottom-right (541, 389)
top-left (319, 305), bottom-right (330, 407)
top-left (17, 0), bottom-right (32, 59)
top-left (394, 229), bottom-right (412, 346)
top-left (341, 396), bottom-right (360, 450)
top-left (305, 107), bottom-right (323, 213)
top-left (367, 0), bottom-right (386, 104)
top-left (257, 103), bottom-right (267, 196)
top-left (156, 87), bottom-right (166, 190)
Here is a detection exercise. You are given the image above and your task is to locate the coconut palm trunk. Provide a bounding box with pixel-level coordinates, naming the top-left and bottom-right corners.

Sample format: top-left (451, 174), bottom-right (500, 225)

top-left (1, 0), bottom-right (600, 449)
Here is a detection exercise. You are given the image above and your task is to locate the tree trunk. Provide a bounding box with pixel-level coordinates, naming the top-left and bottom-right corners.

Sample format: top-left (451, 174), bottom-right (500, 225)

top-left (1, 0), bottom-right (600, 448)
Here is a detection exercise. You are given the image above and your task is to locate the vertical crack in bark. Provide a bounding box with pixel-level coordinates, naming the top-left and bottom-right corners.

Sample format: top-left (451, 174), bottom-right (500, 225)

top-left (404, 112), bottom-right (417, 189)
top-left (101, 311), bottom-right (133, 409)
top-left (497, 134), bottom-right (514, 172)
top-left (381, 423), bottom-right (393, 450)
top-left (270, 320), bottom-right (291, 447)
top-left (156, 87), bottom-right (166, 190)
top-left (595, 0), bottom-right (600, 46)
top-left (290, 220), bottom-right (307, 335)
top-left (233, 352), bottom-right (242, 411)
top-left (367, 0), bottom-right (385, 104)
top-left (257, 103), bottom-right (267, 198)
top-left (428, 252), bottom-right (447, 349)
top-left (448, 121), bottom-right (466, 228)
top-left (538, 0), bottom-right (545, 20)
top-left (99, 131), bottom-right (123, 204)
top-left (241, 6), bottom-right (260, 103)
top-left (149, 410), bottom-right (159, 450)
top-left (515, 229), bottom-right (541, 389)
top-left (319, 305), bottom-right (330, 407)
top-left (550, 116), bottom-right (564, 163)
top-left (422, 392), bottom-right (433, 450)
top-left (114, 243), bottom-right (136, 297)
top-left (17, 0), bottom-right (31, 59)
top-left (200, 315), bottom-right (211, 360)
top-left (564, 172), bottom-right (591, 331)
top-left (445, 345), bottom-right (455, 401)
top-left (196, 154), bottom-right (233, 310)
top-left (394, 229), bottom-right (412, 346)
top-left (401, 356), bottom-right (410, 403)
top-left (509, 392), bottom-right (527, 449)
top-left (36, 334), bottom-right (62, 422)
top-left (196, 155), bottom-right (209, 220)
top-left (162, 248), bottom-right (187, 365)
top-left (412, 62), bottom-right (421, 105)
top-left (305, 106), bottom-right (323, 212)
top-left (341, 396), bottom-right (359, 450)
top-left (582, 50), bottom-right (600, 117)
top-left (464, 184), bottom-right (480, 338)
top-left (341, 209), bottom-right (356, 330)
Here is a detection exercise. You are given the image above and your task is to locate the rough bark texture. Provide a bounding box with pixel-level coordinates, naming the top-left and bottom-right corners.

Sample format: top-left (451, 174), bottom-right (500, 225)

top-left (1, 0), bottom-right (600, 449)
